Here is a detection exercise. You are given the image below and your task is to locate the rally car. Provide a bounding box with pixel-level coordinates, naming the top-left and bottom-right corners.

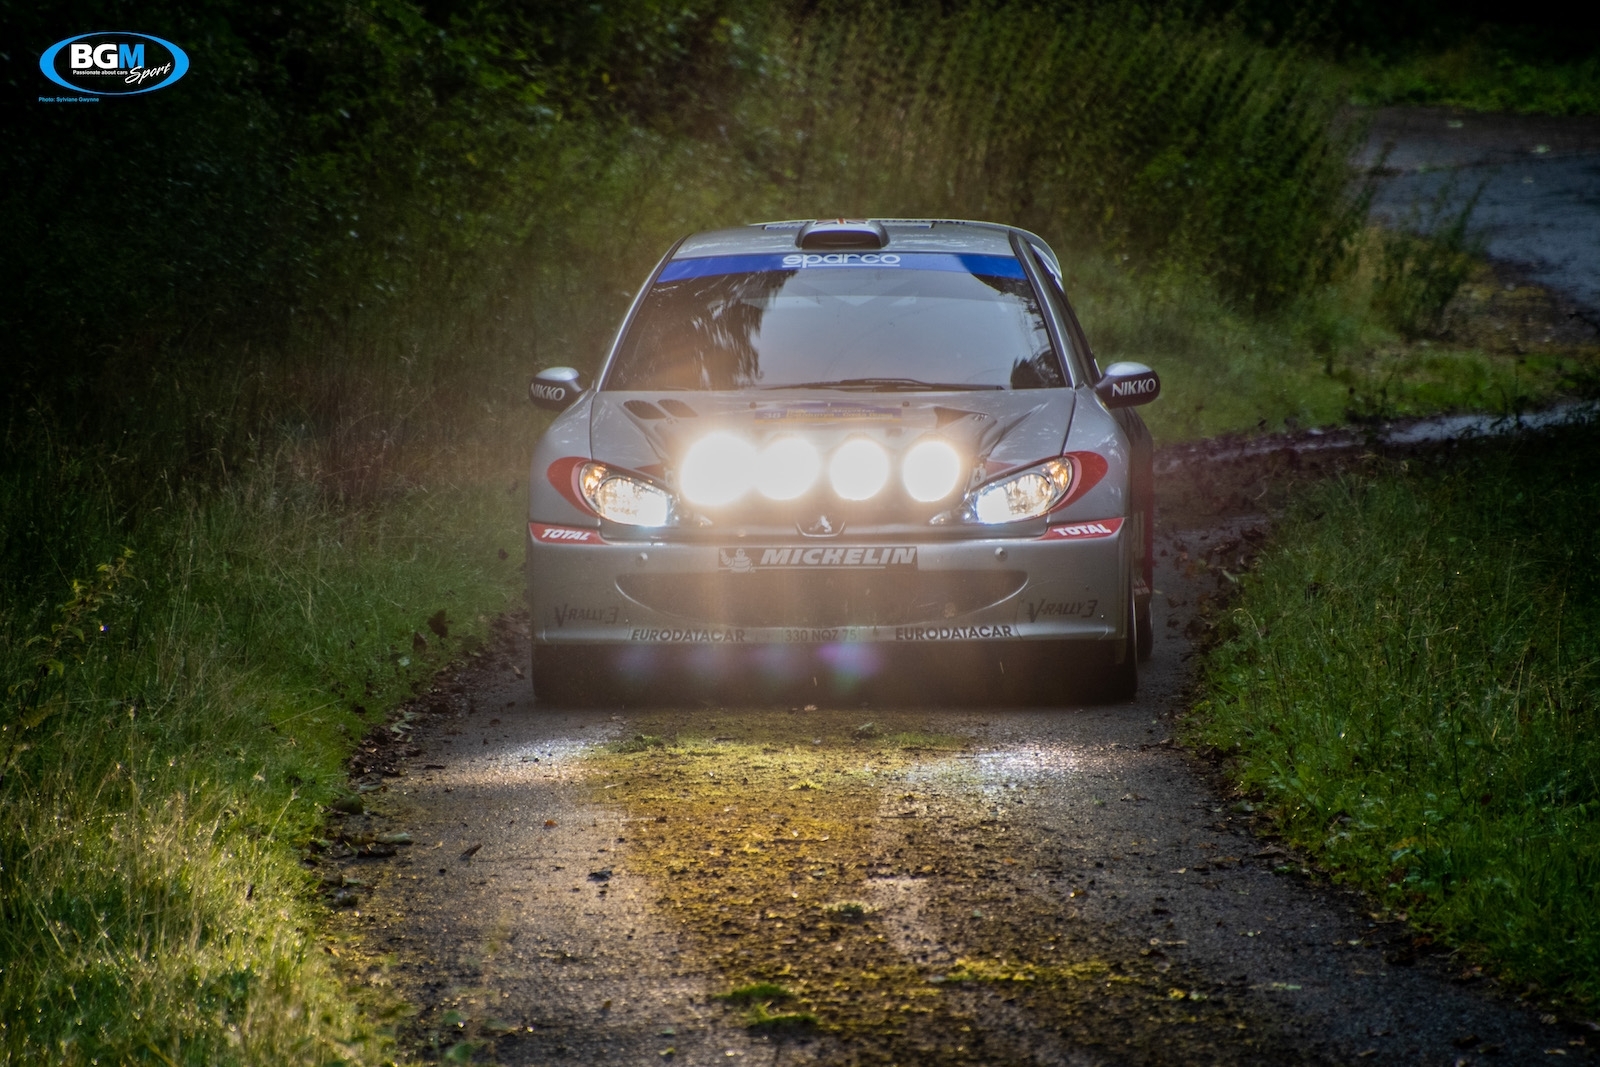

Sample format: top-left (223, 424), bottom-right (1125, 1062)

top-left (526, 219), bottom-right (1159, 705)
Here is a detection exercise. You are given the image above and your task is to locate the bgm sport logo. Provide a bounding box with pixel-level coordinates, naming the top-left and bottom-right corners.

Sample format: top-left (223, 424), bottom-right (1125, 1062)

top-left (40, 33), bottom-right (189, 96)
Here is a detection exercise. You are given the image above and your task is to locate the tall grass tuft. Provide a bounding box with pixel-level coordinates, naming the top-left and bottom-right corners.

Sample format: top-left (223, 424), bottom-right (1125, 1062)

top-left (737, 1), bottom-right (1362, 309)
top-left (1373, 184), bottom-right (1484, 339)
top-left (1192, 421), bottom-right (1600, 1002)
top-left (0, 455), bottom-right (523, 1063)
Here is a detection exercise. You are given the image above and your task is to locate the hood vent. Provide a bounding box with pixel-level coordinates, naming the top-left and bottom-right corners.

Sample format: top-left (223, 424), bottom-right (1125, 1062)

top-left (796, 219), bottom-right (888, 250)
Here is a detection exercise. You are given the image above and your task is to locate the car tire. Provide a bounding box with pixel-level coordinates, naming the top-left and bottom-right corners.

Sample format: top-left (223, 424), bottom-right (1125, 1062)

top-left (531, 645), bottom-right (608, 707)
top-left (1084, 581), bottom-right (1138, 703)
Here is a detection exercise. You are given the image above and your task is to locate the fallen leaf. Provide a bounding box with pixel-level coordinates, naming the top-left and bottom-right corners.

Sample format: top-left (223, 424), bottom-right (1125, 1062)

top-left (544, 819), bottom-right (558, 828)
top-left (459, 843), bottom-right (483, 860)
top-left (589, 868), bottom-right (613, 881)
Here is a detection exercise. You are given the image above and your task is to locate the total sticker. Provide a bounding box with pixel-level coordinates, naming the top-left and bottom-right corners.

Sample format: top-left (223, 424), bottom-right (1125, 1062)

top-left (1042, 517), bottom-right (1124, 540)
top-left (530, 522), bottom-right (602, 544)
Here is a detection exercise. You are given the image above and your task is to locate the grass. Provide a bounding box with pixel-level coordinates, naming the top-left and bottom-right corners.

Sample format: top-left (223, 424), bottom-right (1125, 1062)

top-left (1066, 234), bottom-right (1599, 442)
top-left (1189, 420), bottom-right (1600, 1006)
top-left (0, 458), bottom-right (523, 1063)
top-left (1344, 42), bottom-right (1600, 116)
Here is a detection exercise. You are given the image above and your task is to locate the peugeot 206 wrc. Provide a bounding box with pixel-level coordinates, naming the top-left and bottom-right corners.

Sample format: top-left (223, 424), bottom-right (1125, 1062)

top-left (525, 219), bottom-right (1160, 704)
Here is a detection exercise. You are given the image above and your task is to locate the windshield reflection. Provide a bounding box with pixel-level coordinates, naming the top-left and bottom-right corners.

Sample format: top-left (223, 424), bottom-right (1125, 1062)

top-left (606, 266), bottom-right (1064, 392)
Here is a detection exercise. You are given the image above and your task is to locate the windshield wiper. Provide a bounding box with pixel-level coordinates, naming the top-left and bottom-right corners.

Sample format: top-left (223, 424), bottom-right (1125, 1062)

top-left (759, 378), bottom-right (1002, 392)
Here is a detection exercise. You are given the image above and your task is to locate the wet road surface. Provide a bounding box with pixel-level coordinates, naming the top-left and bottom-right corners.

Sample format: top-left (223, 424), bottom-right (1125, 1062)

top-left (1362, 106), bottom-right (1600, 315)
top-left (323, 510), bottom-right (1591, 1065)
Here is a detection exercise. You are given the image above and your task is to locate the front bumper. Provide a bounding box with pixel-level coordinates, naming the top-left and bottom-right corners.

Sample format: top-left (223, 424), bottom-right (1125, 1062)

top-left (527, 520), bottom-right (1130, 647)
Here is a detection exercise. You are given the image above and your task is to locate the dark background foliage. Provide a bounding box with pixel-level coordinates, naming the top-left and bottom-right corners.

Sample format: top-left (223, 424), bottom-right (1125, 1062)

top-left (0, 0), bottom-right (755, 375)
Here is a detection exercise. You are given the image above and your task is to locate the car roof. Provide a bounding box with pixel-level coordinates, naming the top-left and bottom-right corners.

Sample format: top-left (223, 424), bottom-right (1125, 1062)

top-left (673, 218), bottom-right (1045, 262)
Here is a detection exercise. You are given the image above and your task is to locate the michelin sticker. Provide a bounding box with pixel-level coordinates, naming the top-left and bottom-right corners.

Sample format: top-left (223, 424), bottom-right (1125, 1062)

top-left (720, 546), bottom-right (917, 570)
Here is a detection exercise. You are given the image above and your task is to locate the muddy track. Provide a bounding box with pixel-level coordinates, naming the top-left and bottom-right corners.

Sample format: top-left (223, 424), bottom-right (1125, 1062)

top-left (311, 414), bottom-right (1598, 1066)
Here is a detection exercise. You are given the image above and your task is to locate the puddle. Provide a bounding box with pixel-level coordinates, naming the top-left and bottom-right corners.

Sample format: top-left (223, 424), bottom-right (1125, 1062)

top-left (1157, 399), bottom-right (1598, 474)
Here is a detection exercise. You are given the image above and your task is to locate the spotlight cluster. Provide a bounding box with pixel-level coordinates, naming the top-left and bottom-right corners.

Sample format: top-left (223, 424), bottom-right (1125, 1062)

top-left (678, 434), bottom-right (965, 508)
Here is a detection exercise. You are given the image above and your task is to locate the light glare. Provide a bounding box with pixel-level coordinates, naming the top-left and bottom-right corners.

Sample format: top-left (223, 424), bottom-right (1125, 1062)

top-left (828, 437), bottom-right (890, 500)
top-left (971, 458), bottom-right (1074, 523)
top-left (592, 476), bottom-right (671, 525)
top-left (756, 436), bottom-right (821, 500)
top-left (902, 437), bottom-right (963, 502)
top-left (680, 432), bottom-right (756, 507)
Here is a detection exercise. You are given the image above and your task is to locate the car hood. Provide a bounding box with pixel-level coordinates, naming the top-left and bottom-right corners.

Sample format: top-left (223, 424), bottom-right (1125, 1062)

top-left (588, 390), bottom-right (1075, 483)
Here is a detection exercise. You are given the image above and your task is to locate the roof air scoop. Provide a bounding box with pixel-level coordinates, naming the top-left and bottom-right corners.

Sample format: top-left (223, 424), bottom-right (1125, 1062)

top-left (796, 219), bottom-right (889, 250)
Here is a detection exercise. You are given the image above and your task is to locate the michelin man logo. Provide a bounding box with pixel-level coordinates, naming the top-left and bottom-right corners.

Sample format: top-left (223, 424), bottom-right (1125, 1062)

top-left (718, 548), bottom-right (754, 574)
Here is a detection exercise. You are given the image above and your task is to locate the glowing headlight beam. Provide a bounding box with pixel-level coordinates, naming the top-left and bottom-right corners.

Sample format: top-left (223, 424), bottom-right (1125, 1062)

top-left (902, 437), bottom-right (963, 502)
top-left (971, 457), bottom-right (1074, 524)
top-left (828, 437), bottom-right (891, 501)
top-left (679, 432), bottom-right (757, 508)
top-left (580, 463), bottom-right (672, 526)
top-left (756, 436), bottom-right (821, 501)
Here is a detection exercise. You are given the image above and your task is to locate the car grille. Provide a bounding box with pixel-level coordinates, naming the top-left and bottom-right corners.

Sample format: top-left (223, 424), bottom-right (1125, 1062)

top-left (615, 569), bottom-right (1027, 628)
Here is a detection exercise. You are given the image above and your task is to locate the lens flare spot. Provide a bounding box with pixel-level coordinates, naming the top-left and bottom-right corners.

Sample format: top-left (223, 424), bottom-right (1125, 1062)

top-left (828, 438), bottom-right (890, 501)
top-left (756, 436), bottom-right (821, 501)
top-left (902, 437), bottom-right (963, 502)
top-left (680, 432), bottom-right (756, 508)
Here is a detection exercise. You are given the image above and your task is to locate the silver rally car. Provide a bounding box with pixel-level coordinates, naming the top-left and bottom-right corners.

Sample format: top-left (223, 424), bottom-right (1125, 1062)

top-left (526, 219), bottom-right (1159, 704)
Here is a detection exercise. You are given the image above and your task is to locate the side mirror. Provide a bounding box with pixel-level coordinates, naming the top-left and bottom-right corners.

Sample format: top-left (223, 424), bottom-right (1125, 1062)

top-left (529, 367), bottom-right (587, 411)
top-left (1094, 361), bottom-right (1160, 408)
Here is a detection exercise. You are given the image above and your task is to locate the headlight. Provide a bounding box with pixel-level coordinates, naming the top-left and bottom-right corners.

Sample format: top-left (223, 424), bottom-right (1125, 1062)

top-left (756, 436), bottom-right (821, 501)
top-left (969, 458), bottom-right (1074, 524)
top-left (680, 432), bottom-right (756, 508)
top-left (902, 437), bottom-right (963, 502)
top-left (829, 437), bottom-right (890, 500)
top-left (580, 463), bottom-right (672, 526)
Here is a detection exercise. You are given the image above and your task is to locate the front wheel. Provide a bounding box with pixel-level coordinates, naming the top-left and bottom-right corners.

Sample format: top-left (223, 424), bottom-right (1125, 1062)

top-left (1084, 581), bottom-right (1138, 703)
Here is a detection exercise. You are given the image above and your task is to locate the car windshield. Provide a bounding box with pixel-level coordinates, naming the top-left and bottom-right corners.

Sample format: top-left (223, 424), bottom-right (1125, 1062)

top-left (603, 252), bottom-right (1067, 392)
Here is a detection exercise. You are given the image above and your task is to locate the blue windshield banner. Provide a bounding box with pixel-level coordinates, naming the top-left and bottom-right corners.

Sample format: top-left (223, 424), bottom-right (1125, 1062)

top-left (656, 252), bottom-right (1026, 282)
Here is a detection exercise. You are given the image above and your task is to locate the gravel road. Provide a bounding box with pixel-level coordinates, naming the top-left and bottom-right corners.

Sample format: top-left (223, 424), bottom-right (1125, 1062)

top-left (320, 447), bottom-right (1596, 1064)
top-left (1363, 106), bottom-right (1600, 316)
